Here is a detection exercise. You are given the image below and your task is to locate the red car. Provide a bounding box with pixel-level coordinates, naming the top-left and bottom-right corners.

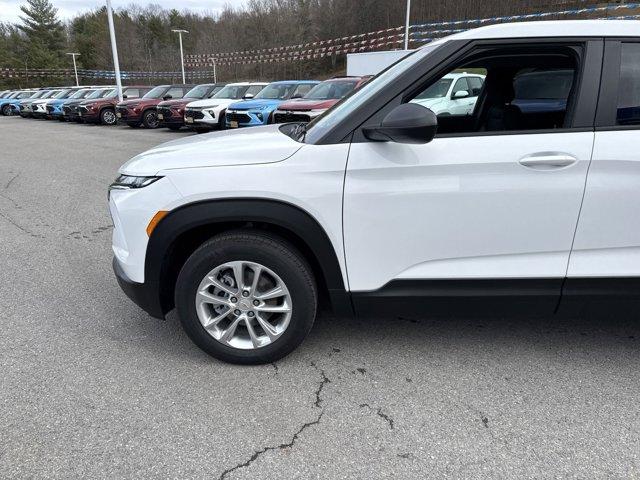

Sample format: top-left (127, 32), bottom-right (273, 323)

top-left (116, 84), bottom-right (195, 129)
top-left (272, 76), bottom-right (371, 123)
top-left (78, 86), bottom-right (153, 125)
top-left (157, 83), bottom-right (226, 130)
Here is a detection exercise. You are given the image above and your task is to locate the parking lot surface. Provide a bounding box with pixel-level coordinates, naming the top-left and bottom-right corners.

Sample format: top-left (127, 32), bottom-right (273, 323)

top-left (1, 116), bottom-right (640, 478)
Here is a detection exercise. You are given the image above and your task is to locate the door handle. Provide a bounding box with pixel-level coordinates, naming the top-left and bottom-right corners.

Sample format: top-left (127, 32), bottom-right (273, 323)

top-left (519, 153), bottom-right (578, 170)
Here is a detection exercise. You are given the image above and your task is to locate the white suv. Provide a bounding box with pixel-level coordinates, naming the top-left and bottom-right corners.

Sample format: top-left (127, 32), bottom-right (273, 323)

top-left (411, 72), bottom-right (485, 115)
top-left (110, 20), bottom-right (640, 364)
top-left (183, 82), bottom-right (267, 132)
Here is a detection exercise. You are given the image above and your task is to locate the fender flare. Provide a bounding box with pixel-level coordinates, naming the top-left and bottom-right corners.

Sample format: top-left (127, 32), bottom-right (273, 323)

top-left (146, 198), bottom-right (352, 316)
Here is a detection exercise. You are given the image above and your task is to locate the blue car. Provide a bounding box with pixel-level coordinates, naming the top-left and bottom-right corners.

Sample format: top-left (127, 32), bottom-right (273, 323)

top-left (225, 80), bottom-right (319, 128)
top-left (0, 90), bottom-right (37, 116)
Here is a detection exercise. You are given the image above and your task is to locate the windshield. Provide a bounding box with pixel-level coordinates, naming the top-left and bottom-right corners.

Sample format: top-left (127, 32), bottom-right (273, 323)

top-left (103, 89), bottom-right (117, 98)
top-left (213, 84), bottom-right (248, 99)
top-left (143, 86), bottom-right (168, 99)
top-left (414, 78), bottom-right (452, 99)
top-left (185, 85), bottom-right (213, 99)
top-left (41, 91), bottom-right (59, 99)
top-left (255, 83), bottom-right (297, 100)
top-left (30, 91), bottom-right (47, 99)
top-left (69, 89), bottom-right (89, 99)
top-left (305, 80), bottom-right (358, 100)
top-left (53, 89), bottom-right (72, 99)
top-left (86, 88), bottom-right (109, 99)
top-left (303, 45), bottom-right (438, 144)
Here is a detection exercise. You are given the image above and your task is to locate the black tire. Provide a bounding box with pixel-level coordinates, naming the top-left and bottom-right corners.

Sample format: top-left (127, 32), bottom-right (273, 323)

top-left (142, 109), bottom-right (159, 129)
top-left (175, 231), bottom-right (318, 364)
top-left (2, 104), bottom-right (13, 116)
top-left (100, 108), bottom-right (117, 126)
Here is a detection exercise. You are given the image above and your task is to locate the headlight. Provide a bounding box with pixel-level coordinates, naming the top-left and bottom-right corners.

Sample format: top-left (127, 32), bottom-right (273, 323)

top-left (110, 174), bottom-right (162, 190)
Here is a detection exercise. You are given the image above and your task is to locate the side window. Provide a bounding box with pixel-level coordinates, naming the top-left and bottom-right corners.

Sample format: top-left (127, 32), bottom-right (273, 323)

top-left (408, 45), bottom-right (580, 135)
top-left (467, 77), bottom-right (484, 96)
top-left (617, 43), bottom-right (640, 125)
top-left (124, 88), bottom-right (140, 98)
top-left (166, 87), bottom-right (184, 99)
top-left (452, 78), bottom-right (469, 97)
top-left (246, 85), bottom-right (264, 97)
top-left (294, 84), bottom-right (314, 97)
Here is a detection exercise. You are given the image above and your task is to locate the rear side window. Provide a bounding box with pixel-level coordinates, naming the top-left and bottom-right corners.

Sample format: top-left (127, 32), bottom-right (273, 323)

top-left (617, 43), bottom-right (640, 125)
top-left (124, 88), bottom-right (140, 98)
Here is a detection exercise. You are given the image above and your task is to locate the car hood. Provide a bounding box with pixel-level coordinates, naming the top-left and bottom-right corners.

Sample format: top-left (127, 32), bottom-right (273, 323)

top-left (118, 98), bottom-right (160, 107)
top-left (277, 98), bottom-right (337, 111)
top-left (185, 98), bottom-right (238, 108)
top-left (120, 124), bottom-right (303, 176)
top-left (229, 99), bottom-right (281, 111)
top-left (158, 98), bottom-right (195, 108)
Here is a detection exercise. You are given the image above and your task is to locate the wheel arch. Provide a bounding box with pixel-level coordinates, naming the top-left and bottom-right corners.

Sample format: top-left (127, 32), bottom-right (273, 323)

top-left (146, 198), bottom-right (352, 317)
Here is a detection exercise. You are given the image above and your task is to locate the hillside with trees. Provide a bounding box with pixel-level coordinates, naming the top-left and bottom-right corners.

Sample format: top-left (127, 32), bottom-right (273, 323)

top-left (0, 0), bottom-right (636, 88)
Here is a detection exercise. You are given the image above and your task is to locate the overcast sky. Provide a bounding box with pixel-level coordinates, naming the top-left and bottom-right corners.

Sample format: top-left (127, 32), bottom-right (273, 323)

top-left (0, 0), bottom-right (250, 23)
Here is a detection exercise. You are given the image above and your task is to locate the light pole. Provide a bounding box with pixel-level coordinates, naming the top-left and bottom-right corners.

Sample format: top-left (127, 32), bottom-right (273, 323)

top-left (106, 0), bottom-right (123, 101)
top-left (213, 57), bottom-right (217, 83)
top-left (171, 29), bottom-right (189, 84)
top-left (66, 52), bottom-right (81, 86)
top-left (404, 0), bottom-right (411, 50)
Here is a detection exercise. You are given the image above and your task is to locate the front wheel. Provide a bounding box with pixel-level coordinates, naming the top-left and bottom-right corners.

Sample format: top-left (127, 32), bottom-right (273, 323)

top-left (142, 109), bottom-right (159, 128)
top-left (2, 104), bottom-right (12, 116)
top-left (100, 108), bottom-right (117, 126)
top-left (175, 231), bottom-right (318, 364)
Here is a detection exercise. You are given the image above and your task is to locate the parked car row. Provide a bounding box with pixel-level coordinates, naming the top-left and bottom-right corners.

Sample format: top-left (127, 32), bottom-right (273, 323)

top-left (0, 76), bottom-right (380, 133)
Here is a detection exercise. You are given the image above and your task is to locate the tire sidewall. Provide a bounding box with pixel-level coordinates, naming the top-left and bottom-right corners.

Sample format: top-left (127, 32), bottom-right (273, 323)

top-left (175, 235), bottom-right (317, 364)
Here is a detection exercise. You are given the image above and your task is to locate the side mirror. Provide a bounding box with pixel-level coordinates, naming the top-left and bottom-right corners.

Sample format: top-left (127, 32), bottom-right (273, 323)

top-left (291, 94), bottom-right (303, 99)
top-left (243, 93), bottom-right (255, 100)
top-left (452, 90), bottom-right (470, 99)
top-left (362, 103), bottom-right (437, 144)
top-left (122, 94), bottom-right (128, 99)
top-left (163, 95), bottom-right (173, 100)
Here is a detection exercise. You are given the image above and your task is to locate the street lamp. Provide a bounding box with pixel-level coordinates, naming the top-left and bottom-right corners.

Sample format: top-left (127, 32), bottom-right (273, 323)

top-left (171, 29), bottom-right (189, 84)
top-left (66, 52), bottom-right (81, 87)
top-left (404, 0), bottom-right (411, 50)
top-left (106, 0), bottom-right (123, 102)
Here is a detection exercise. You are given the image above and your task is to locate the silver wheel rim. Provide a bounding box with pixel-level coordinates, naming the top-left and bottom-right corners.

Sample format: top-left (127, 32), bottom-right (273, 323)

top-left (103, 110), bottom-right (116, 124)
top-left (146, 112), bottom-right (158, 127)
top-left (195, 261), bottom-right (293, 350)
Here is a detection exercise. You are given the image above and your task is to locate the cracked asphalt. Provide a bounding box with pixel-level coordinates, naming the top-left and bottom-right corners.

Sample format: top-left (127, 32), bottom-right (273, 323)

top-left (2, 116), bottom-right (640, 478)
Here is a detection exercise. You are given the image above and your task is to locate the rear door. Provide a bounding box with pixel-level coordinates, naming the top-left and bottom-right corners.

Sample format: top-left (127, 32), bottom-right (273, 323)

top-left (568, 39), bottom-right (640, 278)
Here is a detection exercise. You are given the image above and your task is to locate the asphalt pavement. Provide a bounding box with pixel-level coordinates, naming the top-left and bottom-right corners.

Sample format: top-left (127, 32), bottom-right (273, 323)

top-left (1, 116), bottom-right (639, 479)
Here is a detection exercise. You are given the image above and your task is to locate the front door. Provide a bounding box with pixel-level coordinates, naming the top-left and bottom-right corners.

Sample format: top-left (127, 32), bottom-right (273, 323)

top-left (343, 40), bottom-right (600, 314)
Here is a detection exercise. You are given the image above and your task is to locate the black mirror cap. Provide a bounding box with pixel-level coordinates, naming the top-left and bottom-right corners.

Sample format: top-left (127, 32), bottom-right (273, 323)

top-left (363, 103), bottom-right (438, 144)
top-left (163, 95), bottom-right (173, 100)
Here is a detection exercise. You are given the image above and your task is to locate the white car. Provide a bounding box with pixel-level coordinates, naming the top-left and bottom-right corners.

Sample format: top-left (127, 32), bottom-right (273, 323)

top-left (111, 20), bottom-right (640, 364)
top-left (29, 90), bottom-right (63, 117)
top-left (411, 72), bottom-right (485, 115)
top-left (183, 82), bottom-right (267, 132)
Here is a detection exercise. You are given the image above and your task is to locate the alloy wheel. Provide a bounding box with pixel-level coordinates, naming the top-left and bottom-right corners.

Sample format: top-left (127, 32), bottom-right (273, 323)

top-left (195, 260), bottom-right (293, 350)
top-left (102, 109), bottom-right (116, 125)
